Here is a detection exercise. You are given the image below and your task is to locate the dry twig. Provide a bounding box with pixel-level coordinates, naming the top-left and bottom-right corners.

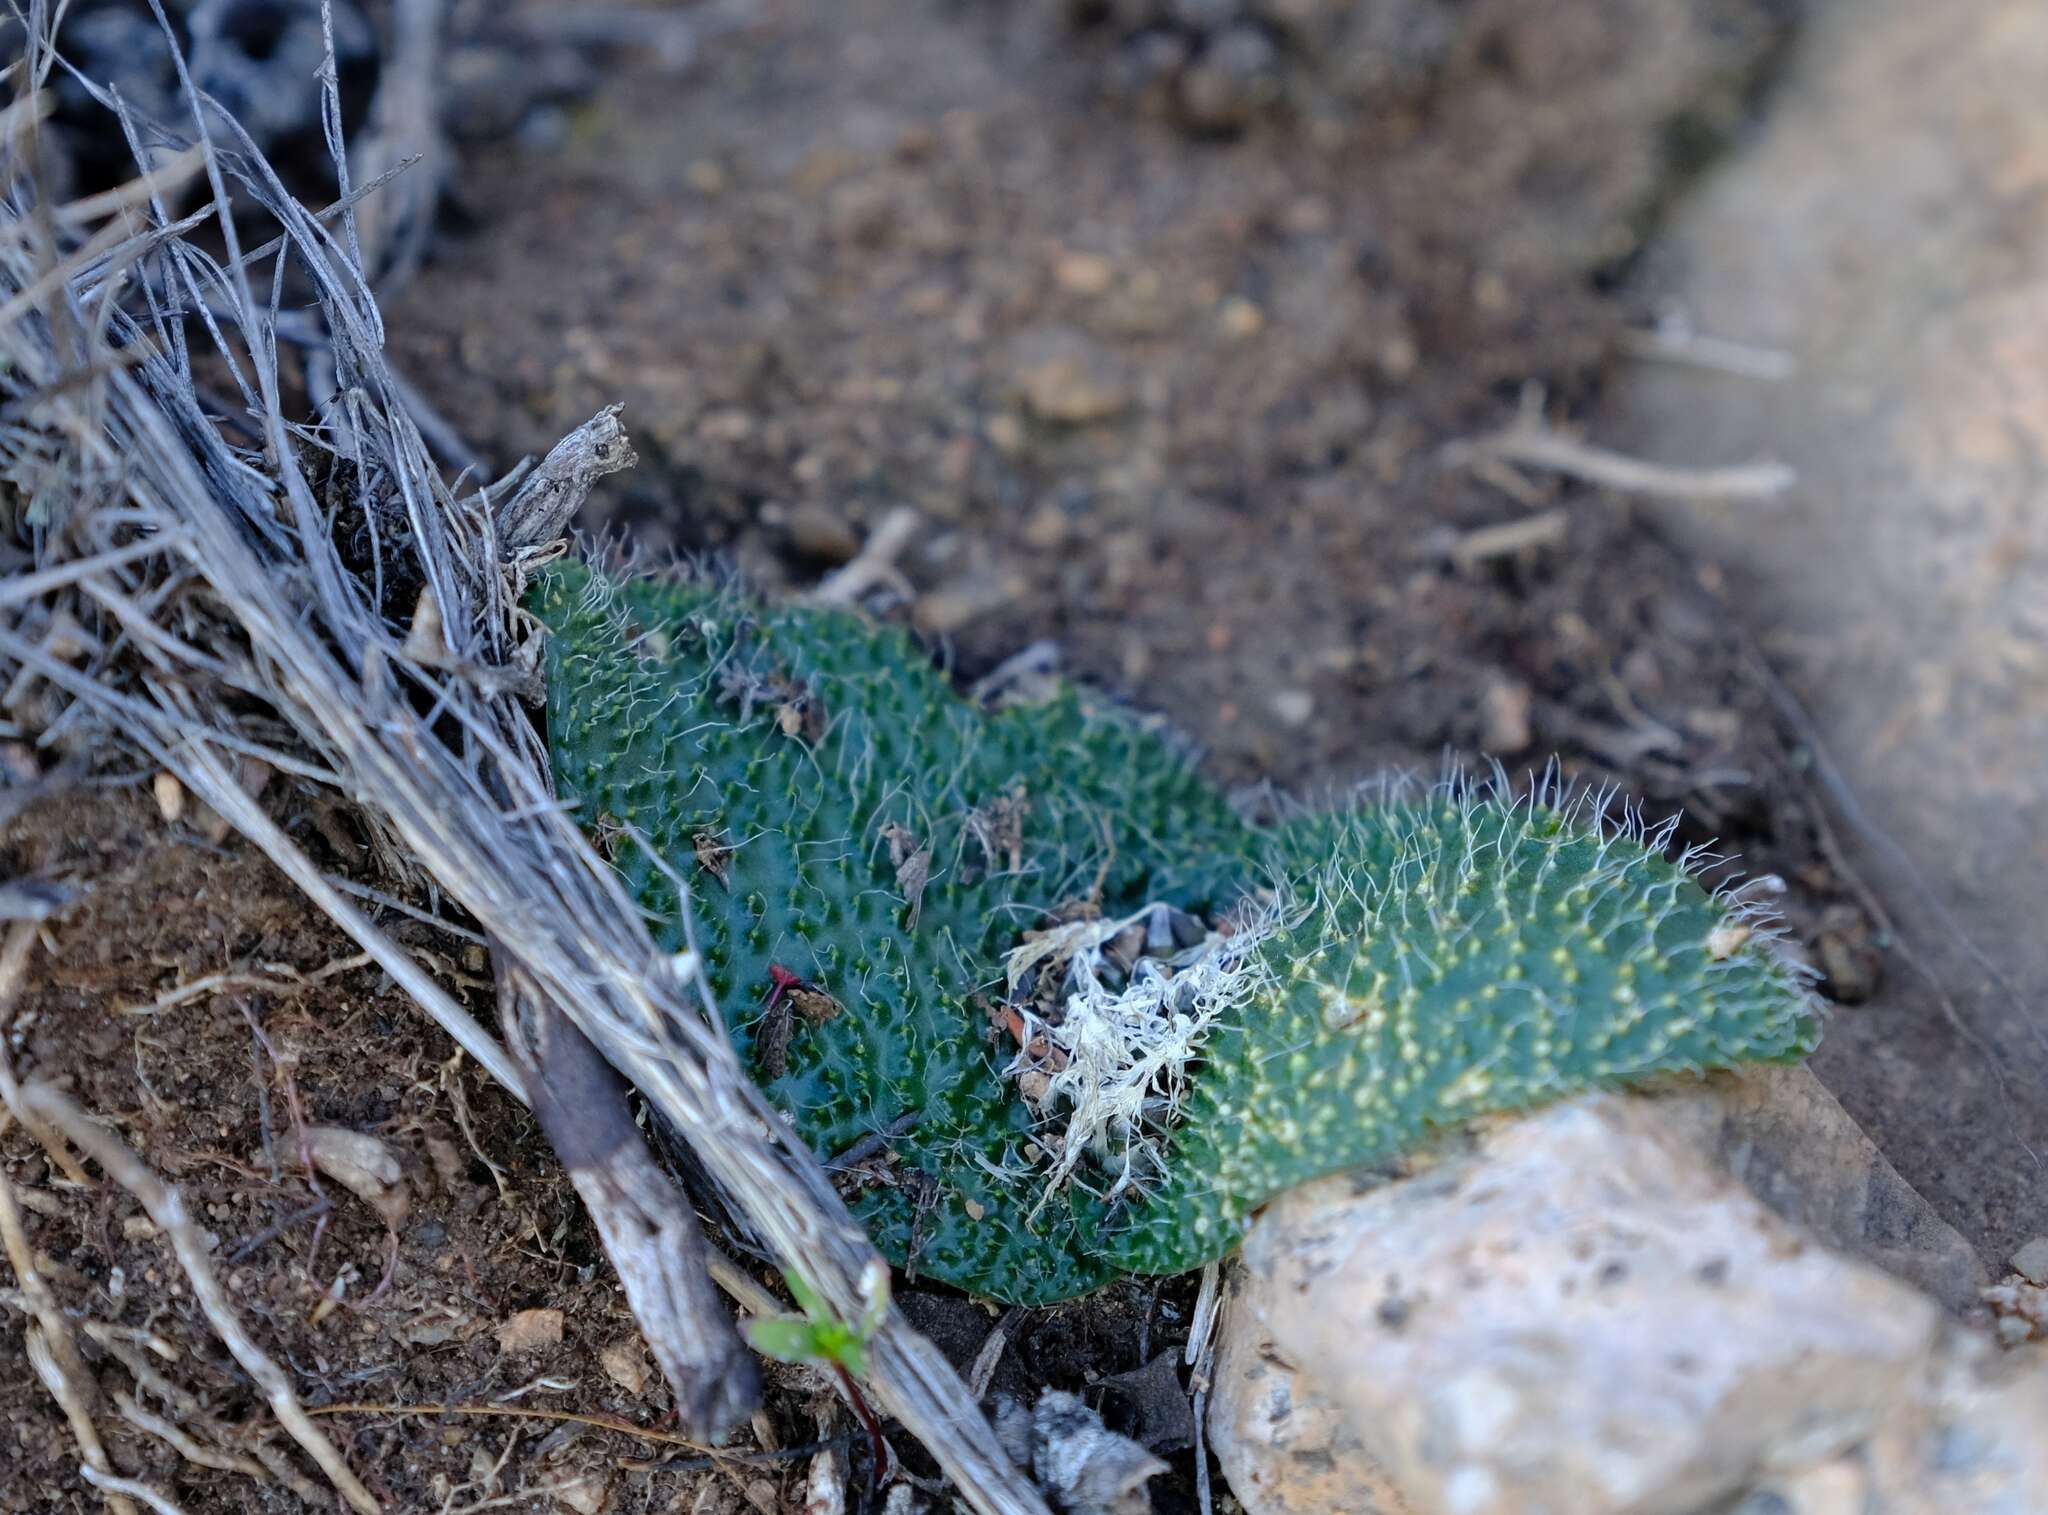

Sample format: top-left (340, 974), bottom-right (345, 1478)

top-left (78, 1466), bottom-right (188, 1515)
top-left (1618, 318), bottom-right (1796, 381)
top-left (1444, 388), bottom-right (1794, 502)
top-left (806, 506), bottom-right (922, 606)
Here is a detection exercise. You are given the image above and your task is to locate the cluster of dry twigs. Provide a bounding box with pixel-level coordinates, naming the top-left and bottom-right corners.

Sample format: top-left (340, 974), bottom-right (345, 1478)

top-left (0, 10), bottom-right (1043, 1513)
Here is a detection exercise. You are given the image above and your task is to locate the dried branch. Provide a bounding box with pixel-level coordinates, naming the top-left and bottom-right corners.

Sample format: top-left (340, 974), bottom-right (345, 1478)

top-left (1617, 318), bottom-right (1796, 381)
top-left (491, 403), bottom-right (638, 560)
top-left (346, 0), bottom-right (451, 290)
top-left (497, 953), bottom-right (760, 1438)
top-left (115, 1391), bottom-right (272, 1481)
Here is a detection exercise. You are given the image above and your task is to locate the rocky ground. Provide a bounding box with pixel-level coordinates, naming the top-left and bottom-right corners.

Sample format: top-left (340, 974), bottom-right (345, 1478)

top-left (4, 1), bottom-right (2045, 1512)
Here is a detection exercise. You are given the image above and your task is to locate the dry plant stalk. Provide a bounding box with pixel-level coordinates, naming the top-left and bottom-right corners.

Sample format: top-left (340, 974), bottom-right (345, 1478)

top-left (0, 16), bottom-right (1044, 1514)
top-left (1443, 383), bottom-right (1795, 501)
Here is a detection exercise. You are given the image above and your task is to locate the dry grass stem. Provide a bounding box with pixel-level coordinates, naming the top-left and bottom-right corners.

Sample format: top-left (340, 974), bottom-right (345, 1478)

top-left (115, 1391), bottom-right (271, 1480)
top-left (0, 13), bottom-right (1044, 1510)
top-left (1446, 419), bottom-right (1795, 501)
top-left (16, 1081), bottom-right (382, 1515)
top-left (1617, 320), bottom-right (1796, 380)
top-left (78, 1465), bottom-right (187, 1515)
top-left (806, 505), bottom-right (922, 606)
top-left (4, 1171), bottom-right (138, 1515)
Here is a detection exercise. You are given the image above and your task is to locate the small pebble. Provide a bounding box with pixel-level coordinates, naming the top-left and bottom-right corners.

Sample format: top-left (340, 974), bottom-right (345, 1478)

top-left (1218, 295), bottom-right (1266, 338)
top-left (1271, 689), bottom-right (1315, 728)
top-left (1170, 0), bottom-right (1244, 26)
top-left (599, 1337), bottom-right (652, 1396)
top-left (1009, 327), bottom-right (1134, 425)
top-left (152, 771), bottom-right (185, 824)
top-left (1107, 925), bottom-right (1149, 974)
top-left (1146, 904), bottom-right (1176, 954)
top-left (1178, 23), bottom-right (1281, 133)
top-left (1055, 250), bottom-right (1117, 296)
top-left (784, 503), bottom-right (861, 564)
top-left (553, 1473), bottom-right (612, 1515)
top-left (1814, 902), bottom-right (1882, 1004)
top-left (1478, 676), bottom-right (1534, 756)
top-left (2012, 1236), bottom-right (2048, 1286)
top-left (1283, 196), bottom-right (1334, 236)
top-left (1023, 503), bottom-right (1070, 549)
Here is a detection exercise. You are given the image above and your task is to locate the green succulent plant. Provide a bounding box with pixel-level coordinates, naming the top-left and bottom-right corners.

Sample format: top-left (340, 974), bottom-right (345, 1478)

top-left (530, 563), bottom-right (1819, 1305)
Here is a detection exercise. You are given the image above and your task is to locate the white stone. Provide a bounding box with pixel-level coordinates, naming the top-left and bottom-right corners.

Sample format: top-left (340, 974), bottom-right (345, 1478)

top-left (2009, 1237), bottom-right (2048, 1287)
top-left (1212, 1088), bottom-right (1960, 1515)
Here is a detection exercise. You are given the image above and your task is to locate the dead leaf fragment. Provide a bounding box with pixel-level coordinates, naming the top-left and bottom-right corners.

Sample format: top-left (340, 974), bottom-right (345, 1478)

top-left (553, 1472), bottom-right (614, 1514)
top-left (789, 983), bottom-right (843, 1024)
top-left (496, 1307), bottom-right (565, 1354)
top-left (756, 999), bottom-right (794, 1079)
top-left (694, 829), bottom-right (734, 887)
top-left (303, 1125), bottom-right (410, 1225)
top-left (882, 821), bottom-right (932, 928)
top-left (599, 1337), bottom-right (652, 1396)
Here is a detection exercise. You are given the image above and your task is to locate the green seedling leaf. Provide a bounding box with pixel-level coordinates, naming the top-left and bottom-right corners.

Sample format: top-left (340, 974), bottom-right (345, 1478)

top-left (745, 1317), bottom-right (826, 1366)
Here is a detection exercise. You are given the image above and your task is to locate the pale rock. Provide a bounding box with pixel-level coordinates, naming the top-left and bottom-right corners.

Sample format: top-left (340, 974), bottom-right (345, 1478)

top-left (1661, 1066), bottom-right (1986, 1313)
top-left (151, 770), bottom-right (184, 823)
top-left (1476, 676), bottom-right (1533, 756)
top-left (1055, 250), bottom-right (1117, 296)
top-left (1269, 689), bottom-right (1315, 728)
top-left (2009, 1237), bottom-right (2048, 1287)
top-left (784, 504), bottom-right (861, 564)
top-left (802, 1445), bottom-right (846, 1515)
top-left (1611, 0), bottom-right (2048, 1246)
top-left (1735, 1336), bottom-right (2048, 1515)
top-left (302, 1125), bottom-right (410, 1226)
top-left (1209, 1293), bottom-right (1413, 1515)
top-left (1211, 1087), bottom-right (1972, 1515)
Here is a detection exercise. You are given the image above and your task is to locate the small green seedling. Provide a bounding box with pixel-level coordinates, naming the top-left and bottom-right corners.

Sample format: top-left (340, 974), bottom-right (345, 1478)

top-left (744, 1260), bottom-right (891, 1378)
top-left (746, 1261), bottom-right (893, 1499)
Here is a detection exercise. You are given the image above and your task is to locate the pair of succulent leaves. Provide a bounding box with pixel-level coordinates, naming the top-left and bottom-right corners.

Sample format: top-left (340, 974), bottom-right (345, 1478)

top-left (533, 565), bottom-right (1817, 1306)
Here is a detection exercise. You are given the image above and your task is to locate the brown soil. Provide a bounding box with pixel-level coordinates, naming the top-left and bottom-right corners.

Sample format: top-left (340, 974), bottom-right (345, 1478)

top-left (5, 2), bottom-right (1944, 1511)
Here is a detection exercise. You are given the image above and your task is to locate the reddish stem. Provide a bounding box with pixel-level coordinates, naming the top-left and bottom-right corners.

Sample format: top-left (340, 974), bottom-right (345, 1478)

top-left (832, 1359), bottom-right (888, 1514)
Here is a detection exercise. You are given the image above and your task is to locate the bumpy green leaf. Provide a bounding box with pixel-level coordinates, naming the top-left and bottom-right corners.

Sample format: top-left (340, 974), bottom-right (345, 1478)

top-left (531, 564), bottom-right (1819, 1304)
